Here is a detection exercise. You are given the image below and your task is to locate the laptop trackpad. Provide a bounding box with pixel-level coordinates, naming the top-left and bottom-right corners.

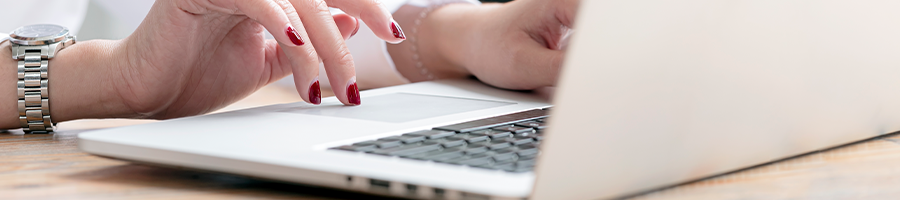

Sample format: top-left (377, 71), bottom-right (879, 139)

top-left (277, 93), bottom-right (514, 123)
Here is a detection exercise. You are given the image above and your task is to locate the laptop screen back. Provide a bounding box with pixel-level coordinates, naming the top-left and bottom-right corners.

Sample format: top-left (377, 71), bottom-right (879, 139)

top-left (534, 0), bottom-right (900, 199)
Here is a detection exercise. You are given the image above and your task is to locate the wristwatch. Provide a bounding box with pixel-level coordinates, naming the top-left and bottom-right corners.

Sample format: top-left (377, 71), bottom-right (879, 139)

top-left (8, 24), bottom-right (76, 133)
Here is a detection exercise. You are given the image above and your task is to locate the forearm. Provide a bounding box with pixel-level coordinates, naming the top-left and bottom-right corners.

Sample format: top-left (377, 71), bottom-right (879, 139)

top-left (0, 40), bottom-right (132, 129)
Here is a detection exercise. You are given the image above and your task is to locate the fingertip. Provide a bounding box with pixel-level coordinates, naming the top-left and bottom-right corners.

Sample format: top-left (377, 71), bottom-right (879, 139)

top-left (309, 77), bottom-right (322, 105)
top-left (331, 76), bottom-right (361, 106)
top-left (390, 20), bottom-right (406, 40)
top-left (386, 19), bottom-right (407, 44)
top-left (345, 76), bottom-right (361, 106)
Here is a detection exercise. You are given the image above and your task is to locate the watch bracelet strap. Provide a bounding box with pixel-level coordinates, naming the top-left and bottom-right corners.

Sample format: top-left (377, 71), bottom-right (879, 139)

top-left (17, 45), bottom-right (55, 133)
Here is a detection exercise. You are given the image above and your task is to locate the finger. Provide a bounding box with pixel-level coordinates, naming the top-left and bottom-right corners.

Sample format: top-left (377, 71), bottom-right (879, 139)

top-left (274, 1), bottom-right (329, 105)
top-left (231, 0), bottom-right (309, 48)
top-left (261, 13), bottom-right (359, 105)
top-left (332, 13), bottom-right (360, 40)
top-left (264, 40), bottom-right (293, 84)
top-left (290, 0), bottom-right (361, 105)
top-left (325, 0), bottom-right (406, 43)
top-left (225, 0), bottom-right (321, 104)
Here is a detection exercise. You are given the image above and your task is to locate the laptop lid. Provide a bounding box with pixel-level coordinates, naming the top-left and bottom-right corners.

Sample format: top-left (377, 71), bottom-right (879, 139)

top-left (533, 0), bottom-right (900, 199)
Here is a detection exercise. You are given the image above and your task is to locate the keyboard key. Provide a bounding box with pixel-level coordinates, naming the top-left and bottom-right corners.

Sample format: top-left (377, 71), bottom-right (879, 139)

top-left (515, 131), bottom-right (539, 138)
top-left (502, 136), bottom-right (535, 145)
top-left (440, 137), bottom-right (466, 147)
top-left (448, 133), bottom-right (489, 143)
top-left (515, 121), bottom-right (547, 130)
top-left (456, 154), bottom-right (493, 166)
top-left (508, 166), bottom-right (534, 173)
top-left (344, 141), bottom-right (379, 151)
top-left (516, 143), bottom-right (539, 157)
top-left (491, 125), bottom-right (533, 134)
top-left (374, 140), bottom-right (402, 149)
top-left (409, 147), bottom-right (465, 160)
top-left (463, 143), bottom-right (489, 154)
top-left (378, 136), bottom-right (403, 141)
top-left (518, 153), bottom-right (539, 160)
top-left (471, 129), bottom-right (511, 139)
top-left (524, 131), bottom-right (544, 141)
top-left (472, 163), bottom-right (499, 170)
top-left (516, 158), bottom-right (537, 168)
top-left (494, 156), bottom-right (516, 163)
top-left (494, 162), bottom-right (517, 171)
top-left (404, 130), bottom-right (455, 139)
top-left (434, 109), bottom-right (549, 132)
top-left (486, 140), bottom-right (512, 150)
top-left (398, 135), bottom-right (426, 143)
top-left (372, 142), bottom-right (442, 156)
top-left (439, 152), bottom-right (490, 165)
top-left (332, 145), bottom-right (376, 152)
top-left (492, 148), bottom-right (517, 161)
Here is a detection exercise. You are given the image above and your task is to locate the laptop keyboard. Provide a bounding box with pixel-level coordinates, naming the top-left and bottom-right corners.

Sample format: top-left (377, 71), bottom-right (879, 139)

top-left (330, 108), bottom-right (549, 173)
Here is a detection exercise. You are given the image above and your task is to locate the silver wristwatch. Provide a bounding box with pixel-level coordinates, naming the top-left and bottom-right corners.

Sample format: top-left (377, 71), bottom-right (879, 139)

top-left (9, 24), bottom-right (76, 133)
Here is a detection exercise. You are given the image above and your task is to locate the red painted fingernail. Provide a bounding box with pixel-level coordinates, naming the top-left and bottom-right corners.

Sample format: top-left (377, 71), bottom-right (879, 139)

top-left (350, 18), bottom-right (360, 38)
top-left (286, 26), bottom-right (305, 46)
top-left (347, 81), bottom-right (360, 105)
top-left (390, 21), bottom-right (406, 39)
top-left (309, 80), bottom-right (321, 105)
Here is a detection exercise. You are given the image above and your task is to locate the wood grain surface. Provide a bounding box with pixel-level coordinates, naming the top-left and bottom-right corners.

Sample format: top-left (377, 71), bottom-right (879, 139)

top-left (4, 84), bottom-right (900, 199)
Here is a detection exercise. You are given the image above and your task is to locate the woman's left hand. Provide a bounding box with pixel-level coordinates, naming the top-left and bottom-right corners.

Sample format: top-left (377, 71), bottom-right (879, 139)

top-left (390, 0), bottom-right (578, 90)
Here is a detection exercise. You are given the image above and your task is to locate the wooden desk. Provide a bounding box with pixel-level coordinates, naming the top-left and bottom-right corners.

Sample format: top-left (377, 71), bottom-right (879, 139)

top-left (4, 85), bottom-right (900, 199)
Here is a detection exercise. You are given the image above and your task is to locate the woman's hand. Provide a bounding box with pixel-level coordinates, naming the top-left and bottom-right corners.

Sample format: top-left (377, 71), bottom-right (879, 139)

top-left (390, 0), bottom-right (576, 90)
top-left (107, 0), bottom-right (408, 119)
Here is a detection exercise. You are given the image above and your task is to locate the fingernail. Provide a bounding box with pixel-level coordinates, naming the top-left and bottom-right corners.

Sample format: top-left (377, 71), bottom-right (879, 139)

top-left (286, 25), bottom-right (305, 46)
top-left (309, 78), bottom-right (321, 105)
top-left (350, 18), bottom-right (360, 39)
top-left (390, 21), bottom-right (406, 39)
top-left (346, 77), bottom-right (361, 105)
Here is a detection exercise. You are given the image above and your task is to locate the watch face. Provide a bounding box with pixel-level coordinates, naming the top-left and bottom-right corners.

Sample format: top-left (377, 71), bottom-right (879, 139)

top-left (12, 24), bottom-right (66, 39)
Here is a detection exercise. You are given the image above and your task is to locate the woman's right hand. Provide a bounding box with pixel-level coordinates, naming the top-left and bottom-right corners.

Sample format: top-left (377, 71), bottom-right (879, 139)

top-left (106, 0), bottom-right (409, 119)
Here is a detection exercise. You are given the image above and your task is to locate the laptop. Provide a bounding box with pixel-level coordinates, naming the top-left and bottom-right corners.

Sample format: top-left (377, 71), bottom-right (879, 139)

top-left (78, 0), bottom-right (900, 199)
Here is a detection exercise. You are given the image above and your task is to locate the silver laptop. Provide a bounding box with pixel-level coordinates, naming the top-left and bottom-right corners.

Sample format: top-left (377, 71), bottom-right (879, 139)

top-left (78, 0), bottom-right (900, 199)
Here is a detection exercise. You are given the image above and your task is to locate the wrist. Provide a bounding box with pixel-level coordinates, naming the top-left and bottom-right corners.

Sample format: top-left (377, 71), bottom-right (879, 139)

top-left (421, 4), bottom-right (477, 72)
top-left (0, 40), bottom-right (17, 128)
top-left (426, 4), bottom-right (507, 78)
top-left (388, 3), bottom-right (482, 82)
top-left (47, 40), bottom-right (135, 122)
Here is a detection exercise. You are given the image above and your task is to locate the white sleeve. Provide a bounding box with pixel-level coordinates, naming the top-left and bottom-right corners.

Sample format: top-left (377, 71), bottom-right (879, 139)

top-left (0, 0), bottom-right (89, 35)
